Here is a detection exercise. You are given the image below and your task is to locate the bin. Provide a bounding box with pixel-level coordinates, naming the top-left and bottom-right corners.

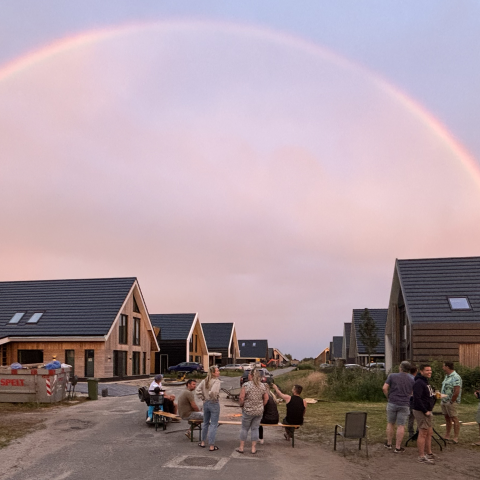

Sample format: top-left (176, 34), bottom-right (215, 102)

top-left (0, 366), bottom-right (71, 403)
top-left (87, 378), bottom-right (99, 400)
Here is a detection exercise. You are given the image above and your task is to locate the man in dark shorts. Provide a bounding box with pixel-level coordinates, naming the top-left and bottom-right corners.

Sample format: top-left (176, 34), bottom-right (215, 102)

top-left (273, 383), bottom-right (306, 439)
top-left (382, 360), bottom-right (414, 453)
top-left (413, 363), bottom-right (436, 464)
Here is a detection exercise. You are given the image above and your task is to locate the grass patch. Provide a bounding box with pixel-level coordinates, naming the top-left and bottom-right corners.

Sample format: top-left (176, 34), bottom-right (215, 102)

top-left (272, 369), bottom-right (480, 448)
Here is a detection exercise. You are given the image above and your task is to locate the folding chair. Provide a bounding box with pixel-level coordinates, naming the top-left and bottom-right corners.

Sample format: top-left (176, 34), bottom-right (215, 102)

top-left (334, 411), bottom-right (368, 458)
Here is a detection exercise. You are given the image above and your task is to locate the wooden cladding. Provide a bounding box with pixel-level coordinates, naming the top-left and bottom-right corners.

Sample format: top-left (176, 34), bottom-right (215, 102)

top-left (459, 344), bottom-right (480, 368)
top-left (412, 322), bottom-right (480, 364)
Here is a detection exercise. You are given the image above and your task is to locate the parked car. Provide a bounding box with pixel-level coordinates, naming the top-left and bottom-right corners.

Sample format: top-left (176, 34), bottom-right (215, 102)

top-left (319, 363), bottom-right (330, 369)
top-left (239, 363), bottom-right (252, 370)
top-left (365, 362), bottom-right (386, 371)
top-left (219, 364), bottom-right (243, 371)
top-left (167, 362), bottom-right (204, 373)
top-left (240, 368), bottom-right (273, 386)
top-left (344, 363), bottom-right (363, 370)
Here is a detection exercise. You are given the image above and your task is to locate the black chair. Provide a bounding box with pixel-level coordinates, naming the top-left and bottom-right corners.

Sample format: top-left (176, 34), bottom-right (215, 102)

top-left (334, 411), bottom-right (369, 458)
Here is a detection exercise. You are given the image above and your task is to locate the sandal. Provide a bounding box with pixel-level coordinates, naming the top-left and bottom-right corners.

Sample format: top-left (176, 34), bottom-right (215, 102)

top-left (472, 443), bottom-right (480, 446)
top-left (235, 449), bottom-right (244, 454)
top-left (198, 443), bottom-right (205, 448)
top-left (251, 450), bottom-right (257, 454)
top-left (209, 446), bottom-right (219, 451)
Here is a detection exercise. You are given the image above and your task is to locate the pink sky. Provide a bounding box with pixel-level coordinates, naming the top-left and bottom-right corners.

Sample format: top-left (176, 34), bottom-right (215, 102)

top-left (1, 23), bottom-right (479, 358)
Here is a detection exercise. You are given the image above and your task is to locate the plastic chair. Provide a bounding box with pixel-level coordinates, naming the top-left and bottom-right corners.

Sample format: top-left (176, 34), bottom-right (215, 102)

top-left (334, 411), bottom-right (368, 458)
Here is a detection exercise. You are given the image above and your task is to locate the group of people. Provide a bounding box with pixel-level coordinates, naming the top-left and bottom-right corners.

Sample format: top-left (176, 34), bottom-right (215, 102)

top-left (149, 365), bottom-right (306, 453)
top-left (383, 360), bottom-right (466, 465)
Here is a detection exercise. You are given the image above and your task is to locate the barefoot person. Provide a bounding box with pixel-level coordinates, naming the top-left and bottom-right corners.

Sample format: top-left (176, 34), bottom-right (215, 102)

top-left (196, 365), bottom-right (221, 451)
top-left (382, 360), bottom-right (414, 453)
top-left (272, 383), bottom-right (306, 440)
top-left (413, 363), bottom-right (436, 464)
top-left (441, 361), bottom-right (462, 444)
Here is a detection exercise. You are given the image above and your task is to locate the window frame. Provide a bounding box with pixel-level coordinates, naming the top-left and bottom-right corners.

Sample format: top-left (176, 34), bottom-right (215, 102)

top-left (133, 317), bottom-right (141, 346)
top-left (119, 314), bottom-right (128, 345)
top-left (447, 296), bottom-right (472, 310)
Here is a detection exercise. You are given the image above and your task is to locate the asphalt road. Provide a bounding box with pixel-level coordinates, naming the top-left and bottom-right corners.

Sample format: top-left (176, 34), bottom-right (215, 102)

top-left (0, 367), bottom-right (352, 480)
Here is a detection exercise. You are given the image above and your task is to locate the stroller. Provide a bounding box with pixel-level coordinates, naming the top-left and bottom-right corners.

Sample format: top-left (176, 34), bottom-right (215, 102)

top-left (138, 387), bottom-right (168, 431)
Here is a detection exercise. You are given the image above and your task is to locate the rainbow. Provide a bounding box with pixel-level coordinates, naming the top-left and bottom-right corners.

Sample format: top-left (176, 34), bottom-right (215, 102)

top-left (1, 19), bottom-right (479, 187)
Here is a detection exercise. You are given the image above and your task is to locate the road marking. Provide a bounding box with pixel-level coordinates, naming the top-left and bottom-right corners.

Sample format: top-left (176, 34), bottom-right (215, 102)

top-left (163, 455), bottom-right (230, 470)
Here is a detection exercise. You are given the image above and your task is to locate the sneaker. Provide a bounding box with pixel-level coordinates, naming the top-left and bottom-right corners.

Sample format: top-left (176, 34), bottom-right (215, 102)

top-left (384, 442), bottom-right (392, 449)
top-left (146, 417), bottom-right (152, 423)
top-left (394, 447), bottom-right (405, 453)
top-left (417, 456), bottom-right (435, 465)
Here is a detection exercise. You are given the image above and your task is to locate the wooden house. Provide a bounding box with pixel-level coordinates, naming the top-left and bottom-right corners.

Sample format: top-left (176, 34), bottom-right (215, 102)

top-left (350, 309), bottom-right (387, 365)
top-left (267, 347), bottom-right (288, 366)
top-left (0, 277), bottom-right (159, 379)
top-left (342, 323), bottom-right (354, 363)
top-left (385, 257), bottom-right (480, 371)
top-left (150, 313), bottom-right (209, 373)
top-left (201, 322), bottom-right (240, 366)
top-left (331, 336), bottom-right (344, 361)
top-left (314, 347), bottom-right (329, 366)
top-left (238, 340), bottom-right (269, 363)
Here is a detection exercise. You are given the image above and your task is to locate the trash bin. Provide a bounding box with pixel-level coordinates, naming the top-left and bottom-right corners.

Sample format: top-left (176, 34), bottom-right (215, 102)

top-left (87, 378), bottom-right (99, 400)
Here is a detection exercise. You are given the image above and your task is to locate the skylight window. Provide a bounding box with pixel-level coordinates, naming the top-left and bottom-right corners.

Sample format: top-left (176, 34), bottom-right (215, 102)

top-left (242, 342), bottom-right (245, 347)
top-left (8, 312), bottom-right (25, 324)
top-left (252, 342), bottom-right (256, 347)
top-left (448, 297), bottom-right (471, 310)
top-left (27, 312), bottom-right (44, 324)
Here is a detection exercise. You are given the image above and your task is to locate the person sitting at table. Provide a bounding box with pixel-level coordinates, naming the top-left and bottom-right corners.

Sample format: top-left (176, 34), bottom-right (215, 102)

top-left (147, 374), bottom-right (178, 422)
top-left (258, 377), bottom-right (279, 444)
top-left (272, 383), bottom-right (306, 440)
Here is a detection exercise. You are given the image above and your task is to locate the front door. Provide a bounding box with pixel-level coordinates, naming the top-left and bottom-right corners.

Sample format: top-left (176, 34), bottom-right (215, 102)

top-left (160, 354), bottom-right (168, 374)
top-left (65, 350), bottom-right (75, 376)
top-left (113, 350), bottom-right (127, 378)
top-left (85, 350), bottom-right (94, 377)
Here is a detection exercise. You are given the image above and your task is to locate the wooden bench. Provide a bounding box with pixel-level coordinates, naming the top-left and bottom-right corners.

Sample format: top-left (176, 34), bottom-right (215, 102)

top-left (152, 410), bottom-right (181, 431)
top-left (187, 419), bottom-right (301, 447)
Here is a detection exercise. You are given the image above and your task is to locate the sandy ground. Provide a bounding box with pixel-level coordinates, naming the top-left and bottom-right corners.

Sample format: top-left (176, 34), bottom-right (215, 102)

top-left (0, 379), bottom-right (479, 480)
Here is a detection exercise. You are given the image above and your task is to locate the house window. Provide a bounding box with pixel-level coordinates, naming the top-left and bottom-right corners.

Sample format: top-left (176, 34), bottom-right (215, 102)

top-left (133, 295), bottom-right (140, 314)
top-left (65, 350), bottom-right (75, 376)
top-left (195, 356), bottom-right (201, 363)
top-left (189, 336), bottom-right (193, 352)
top-left (18, 350), bottom-right (43, 364)
top-left (8, 312), bottom-right (25, 324)
top-left (0, 345), bottom-right (7, 366)
top-left (132, 352), bottom-right (140, 375)
top-left (27, 312), bottom-right (44, 324)
top-left (142, 352), bottom-right (146, 375)
top-left (195, 335), bottom-right (198, 352)
top-left (448, 297), bottom-right (471, 310)
top-left (133, 317), bottom-right (140, 345)
top-left (189, 355), bottom-right (193, 362)
top-left (119, 315), bottom-right (128, 344)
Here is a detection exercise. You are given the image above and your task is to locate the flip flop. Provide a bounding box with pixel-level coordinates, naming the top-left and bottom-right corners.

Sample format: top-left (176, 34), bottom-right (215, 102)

top-left (251, 450), bottom-right (257, 454)
top-left (209, 446), bottom-right (219, 451)
top-left (235, 449), bottom-right (244, 454)
top-left (472, 443), bottom-right (480, 447)
top-left (198, 443), bottom-right (205, 448)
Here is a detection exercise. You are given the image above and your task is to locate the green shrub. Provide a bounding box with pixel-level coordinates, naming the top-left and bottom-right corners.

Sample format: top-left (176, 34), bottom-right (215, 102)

top-left (323, 367), bottom-right (387, 402)
top-left (297, 363), bottom-right (315, 370)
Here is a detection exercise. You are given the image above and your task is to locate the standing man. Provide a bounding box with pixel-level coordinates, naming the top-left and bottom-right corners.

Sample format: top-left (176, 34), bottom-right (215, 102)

top-left (413, 363), bottom-right (436, 464)
top-left (441, 361), bottom-right (462, 444)
top-left (272, 383), bottom-right (306, 440)
top-left (382, 360), bottom-right (414, 453)
top-left (177, 379), bottom-right (203, 439)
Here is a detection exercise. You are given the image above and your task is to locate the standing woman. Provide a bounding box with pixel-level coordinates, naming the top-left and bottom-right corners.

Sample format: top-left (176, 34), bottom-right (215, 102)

top-left (237, 368), bottom-right (269, 454)
top-left (196, 365), bottom-right (221, 451)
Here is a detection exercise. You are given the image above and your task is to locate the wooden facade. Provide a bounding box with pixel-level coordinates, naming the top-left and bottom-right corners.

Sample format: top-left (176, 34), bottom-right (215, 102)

top-left (459, 343), bottom-right (480, 368)
top-left (0, 280), bottom-right (159, 379)
top-left (314, 347), bottom-right (329, 366)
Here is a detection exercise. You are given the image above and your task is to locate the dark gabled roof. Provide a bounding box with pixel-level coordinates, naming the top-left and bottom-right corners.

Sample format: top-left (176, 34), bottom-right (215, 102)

top-left (332, 336), bottom-right (343, 358)
top-left (0, 277), bottom-right (136, 339)
top-left (397, 257), bottom-right (480, 323)
top-left (268, 347), bottom-right (274, 358)
top-left (238, 339), bottom-right (268, 358)
top-left (344, 323), bottom-right (351, 345)
top-left (150, 314), bottom-right (196, 341)
top-left (201, 322), bottom-right (234, 349)
top-left (352, 309), bottom-right (387, 355)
